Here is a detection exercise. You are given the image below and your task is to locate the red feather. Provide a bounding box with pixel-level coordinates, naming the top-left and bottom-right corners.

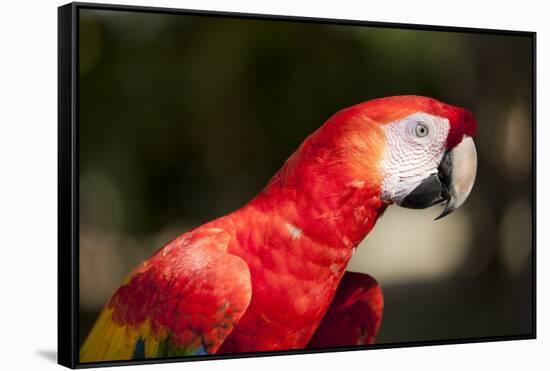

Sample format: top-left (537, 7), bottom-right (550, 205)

top-left (308, 272), bottom-right (383, 348)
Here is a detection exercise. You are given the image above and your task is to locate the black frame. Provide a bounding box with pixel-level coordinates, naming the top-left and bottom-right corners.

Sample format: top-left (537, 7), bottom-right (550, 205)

top-left (58, 2), bottom-right (537, 369)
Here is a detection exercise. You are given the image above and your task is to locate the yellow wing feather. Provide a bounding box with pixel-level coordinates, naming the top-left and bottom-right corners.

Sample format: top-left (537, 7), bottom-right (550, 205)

top-left (80, 305), bottom-right (168, 362)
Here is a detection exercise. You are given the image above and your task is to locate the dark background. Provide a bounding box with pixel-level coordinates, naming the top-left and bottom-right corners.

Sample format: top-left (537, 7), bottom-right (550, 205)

top-left (78, 8), bottom-right (533, 347)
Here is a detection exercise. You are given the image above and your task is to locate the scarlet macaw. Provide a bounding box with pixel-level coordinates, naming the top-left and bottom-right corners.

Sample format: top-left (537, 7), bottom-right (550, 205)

top-left (80, 95), bottom-right (477, 361)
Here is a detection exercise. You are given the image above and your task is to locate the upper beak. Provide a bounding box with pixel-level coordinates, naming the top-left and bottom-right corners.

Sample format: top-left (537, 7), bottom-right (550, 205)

top-left (399, 136), bottom-right (477, 220)
top-left (435, 136), bottom-right (477, 219)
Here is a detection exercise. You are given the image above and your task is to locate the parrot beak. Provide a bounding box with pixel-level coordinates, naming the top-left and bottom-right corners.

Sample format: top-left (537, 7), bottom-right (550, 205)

top-left (434, 136), bottom-right (477, 220)
top-left (399, 136), bottom-right (477, 220)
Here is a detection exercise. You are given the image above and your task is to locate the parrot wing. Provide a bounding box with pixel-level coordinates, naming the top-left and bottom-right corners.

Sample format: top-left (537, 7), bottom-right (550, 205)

top-left (80, 227), bottom-right (252, 363)
top-left (307, 271), bottom-right (383, 348)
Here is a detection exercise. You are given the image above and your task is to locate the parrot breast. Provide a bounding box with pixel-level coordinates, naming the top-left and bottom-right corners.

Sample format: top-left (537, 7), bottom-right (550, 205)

top-left (215, 147), bottom-right (388, 352)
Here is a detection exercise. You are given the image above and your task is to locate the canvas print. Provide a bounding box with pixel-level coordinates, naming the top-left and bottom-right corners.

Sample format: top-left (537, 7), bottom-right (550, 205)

top-left (74, 5), bottom-right (534, 365)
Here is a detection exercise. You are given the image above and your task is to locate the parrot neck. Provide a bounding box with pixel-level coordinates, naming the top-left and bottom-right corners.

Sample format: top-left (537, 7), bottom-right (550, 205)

top-left (247, 149), bottom-right (388, 250)
top-left (216, 123), bottom-right (389, 351)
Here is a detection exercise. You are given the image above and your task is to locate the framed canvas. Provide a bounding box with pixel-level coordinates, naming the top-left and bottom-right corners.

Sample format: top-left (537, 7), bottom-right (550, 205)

top-left (58, 2), bottom-right (536, 368)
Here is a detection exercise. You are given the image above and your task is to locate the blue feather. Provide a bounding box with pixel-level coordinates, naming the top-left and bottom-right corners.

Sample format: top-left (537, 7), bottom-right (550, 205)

top-left (132, 338), bottom-right (145, 359)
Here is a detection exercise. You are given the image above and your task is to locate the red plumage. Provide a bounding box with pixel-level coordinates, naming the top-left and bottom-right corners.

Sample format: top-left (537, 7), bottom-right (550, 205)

top-left (308, 272), bottom-right (383, 348)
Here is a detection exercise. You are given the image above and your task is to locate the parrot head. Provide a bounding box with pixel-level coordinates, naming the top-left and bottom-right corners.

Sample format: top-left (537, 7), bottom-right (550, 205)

top-left (368, 96), bottom-right (477, 219)
top-left (309, 95), bottom-right (478, 220)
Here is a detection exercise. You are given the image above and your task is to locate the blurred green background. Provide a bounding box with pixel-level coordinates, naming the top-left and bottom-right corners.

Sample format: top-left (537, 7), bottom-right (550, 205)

top-left (78, 8), bottom-right (534, 347)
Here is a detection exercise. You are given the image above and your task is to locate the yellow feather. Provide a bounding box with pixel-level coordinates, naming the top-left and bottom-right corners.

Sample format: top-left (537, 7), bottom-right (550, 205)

top-left (79, 305), bottom-right (165, 363)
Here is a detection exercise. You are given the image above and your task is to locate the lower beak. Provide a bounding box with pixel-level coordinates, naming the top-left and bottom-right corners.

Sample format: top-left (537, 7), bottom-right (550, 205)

top-left (399, 136), bottom-right (478, 220)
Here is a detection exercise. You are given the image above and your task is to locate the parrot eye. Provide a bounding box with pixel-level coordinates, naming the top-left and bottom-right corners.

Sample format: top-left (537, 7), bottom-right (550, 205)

top-left (415, 122), bottom-right (429, 137)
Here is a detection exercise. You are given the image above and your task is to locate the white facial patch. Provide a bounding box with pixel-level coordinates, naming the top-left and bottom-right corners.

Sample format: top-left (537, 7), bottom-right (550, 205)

top-left (380, 112), bottom-right (450, 204)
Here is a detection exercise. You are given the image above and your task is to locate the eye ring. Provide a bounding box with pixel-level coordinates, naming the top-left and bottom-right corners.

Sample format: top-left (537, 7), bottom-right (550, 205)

top-left (415, 122), bottom-right (429, 137)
